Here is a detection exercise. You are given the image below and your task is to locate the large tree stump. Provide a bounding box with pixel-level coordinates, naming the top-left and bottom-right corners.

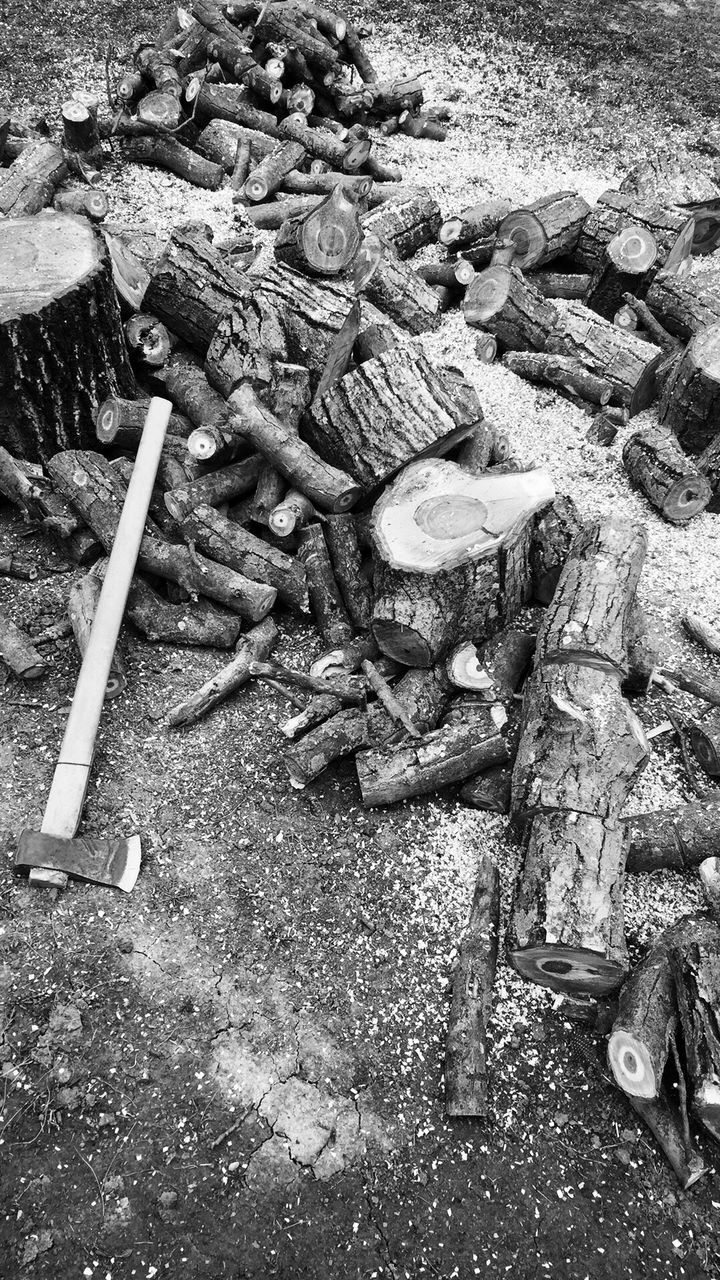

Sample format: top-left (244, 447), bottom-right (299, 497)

top-left (622, 426), bottom-right (712, 523)
top-left (496, 191), bottom-right (591, 269)
top-left (304, 348), bottom-right (481, 494)
top-left (370, 459), bottom-right (554, 666)
top-left (645, 270), bottom-right (720, 342)
top-left (506, 811), bottom-right (629, 996)
top-left (0, 213), bottom-right (135, 462)
top-left (576, 190), bottom-right (695, 273)
top-left (462, 266), bottom-right (557, 351)
top-left (657, 323), bottom-right (720, 453)
top-left (546, 301), bottom-right (662, 415)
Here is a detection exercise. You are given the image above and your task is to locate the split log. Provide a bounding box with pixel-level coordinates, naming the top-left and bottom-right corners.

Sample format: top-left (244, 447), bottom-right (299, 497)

top-left (657, 323), bottom-right (720, 453)
top-left (445, 854), bottom-right (500, 1117)
top-left (645, 270), bottom-right (720, 342)
top-left (298, 522), bottom-right (353, 646)
top-left (576, 190), bottom-right (695, 274)
top-left (438, 198), bottom-right (512, 250)
top-left (164, 456), bottom-right (263, 521)
top-left (362, 243), bottom-right (442, 334)
top-left (463, 267), bottom-right (557, 352)
top-left (534, 515), bottom-right (647, 675)
top-left (0, 141), bottom-right (68, 217)
top-left (68, 572), bottom-right (126, 699)
top-left (670, 917), bottom-right (720, 1142)
top-left (323, 513), bottom-right (373, 631)
top-left (143, 225), bottom-right (251, 353)
top-left (197, 120), bottom-right (275, 170)
top-left (0, 213), bottom-right (135, 462)
top-left (275, 182), bottom-right (363, 276)
top-left (244, 141), bottom-right (307, 202)
top-left (507, 811), bottom-right (628, 996)
top-left (371, 460), bottom-right (554, 666)
top-left (497, 191), bottom-right (591, 270)
top-left (503, 351), bottom-right (612, 405)
top-left (304, 348), bottom-right (481, 493)
top-left (356, 709), bottom-right (509, 806)
top-left (622, 426), bottom-right (712, 523)
top-left (546, 301), bottom-right (662, 415)
top-left (0, 613), bottom-right (47, 679)
top-left (626, 801), bottom-right (720, 872)
top-left (460, 766), bottom-right (512, 813)
top-left (511, 664), bottom-right (651, 823)
top-left (167, 617), bottom-right (278, 727)
top-left (125, 575), bottom-right (242, 647)
top-left (119, 136), bottom-right (225, 190)
top-left (361, 190), bottom-right (442, 259)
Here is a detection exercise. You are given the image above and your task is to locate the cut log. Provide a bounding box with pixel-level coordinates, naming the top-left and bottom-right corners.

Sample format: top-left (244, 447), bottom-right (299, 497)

top-left (463, 266), bottom-right (557, 352)
top-left (323, 513), bottom-right (373, 631)
top-left (125, 575), bottom-right (242, 647)
top-left (622, 426), bottom-right (712, 523)
top-left (697, 431), bottom-right (720, 509)
top-left (626, 801), bottom-right (720, 873)
top-left (361, 190), bottom-right (442, 259)
top-left (438, 198), bottom-right (512, 250)
top-left (194, 81), bottom-right (282, 137)
top-left (371, 460), bottom-right (554, 666)
top-left (356, 710), bottom-right (509, 806)
top-left (363, 242), bottom-right (442, 334)
top-left (683, 611), bottom-right (720, 656)
top-left (689, 708), bottom-right (720, 776)
top-left (244, 141), bottom-right (307, 202)
top-left (503, 351), bottom-right (612, 405)
top-left (95, 395), bottom-right (191, 446)
top-left (576, 190), bottom-right (695, 274)
top-left (245, 195), bottom-right (326, 230)
top-left (254, 7), bottom-right (339, 75)
top-left (507, 811), bottom-right (628, 996)
top-left (460, 765), bottom-right (512, 813)
top-left (657, 323), bottom-right (720, 453)
top-left (143, 225), bottom-right (251, 353)
top-left (445, 854), bottom-right (500, 1117)
top-left (197, 120), bottom-right (276, 170)
top-left (297, 522), bottom-right (353, 646)
top-left (530, 270), bottom-right (590, 301)
top-left (164, 456), bottom-right (263, 522)
top-left (585, 223), bottom-right (659, 321)
top-left (546, 301), bottom-right (662, 416)
top-left (53, 186), bottom-right (109, 222)
top-left (278, 114), bottom-right (364, 171)
top-left (449, 629), bottom-right (536, 700)
top-left (699, 857), bottom-right (720, 919)
top-left (628, 1091), bottom-right (709, 1190)
top-left (124, 312), bottom-right (173, 372)
top-left (455, 419), bottom-right (501, 474)
top-left (282, 693), bottom-right (342, 740)
top-left (511, 663), bottom-right (651, 823)
top-left (179, 501), bottom-right (308, 611)
top-left (497, 191), bottom-right (591, 270)
top-left (417, 259), bottom-right (476, 290)
top-left (119, 136), bottom-right (225, 190)
top-left (645, 270), bottom-right (720, 342)
top-left (167, 617), bottom-right (278, 727)
top-left (0, 213), bottom-right (135, 462)
top-left (242, 261), bottom-right (355, 383)
top-left (0, 141), bottom-right (68, 217)
top-left (268, 489), bottom-right (316, 538)
top-left (670, 916), bottom-right (720, 1142)
top-left (275, 181), bottom-right (363, 276)
top-left (135, 90), bottom-right (183, 132)
top-left (153, 359), bottom-right (233, 440)
top-left (68, 571), bottom-right (126, 699)
top-left (0, 613), bottom-right (47, 679)
top-left (304, 348), bottom-right (482, 494)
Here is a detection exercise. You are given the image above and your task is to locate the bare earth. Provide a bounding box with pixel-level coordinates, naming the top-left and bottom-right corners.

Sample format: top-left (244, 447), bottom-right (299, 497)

top-left (1, 2), bottom-right (720, 1278)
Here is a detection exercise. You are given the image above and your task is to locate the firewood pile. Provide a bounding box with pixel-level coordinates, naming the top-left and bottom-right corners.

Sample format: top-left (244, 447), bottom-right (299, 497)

top-left (4, 0), bottom-right (720, 1194)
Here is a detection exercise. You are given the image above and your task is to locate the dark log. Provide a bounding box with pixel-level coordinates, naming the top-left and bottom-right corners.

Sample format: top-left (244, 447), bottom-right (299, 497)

top-left (68, 571), bottom-right (126, 699)
top-left (0, 141), bottom-right (68, 217)
top-left (323, 513), bottom-right (373, 631)
top-left (530, 270), bottom-right (590, 300)
top-left (511, 663), bottom-right (651, 823)
top-left (356, 711), bottom-right (509, 806)
top-left (340, 17), bottom-right (377, 82)
top-left (697, 430), bottom-right (720, 508)
top-left (688, 708), bottom-right (720, 776)
top-left (251, 462), bottom-right (286, 525)
top-left (197, 119), bottom-right (275, 171)
top-left (503, 351), bottom-right (612, 404)
top-left (460, 766), bottom-right (512, 813)
top-left (362, 242), bottom-right (442, 333)
top-left (622, 426), bottom-right (712, 523)
top-left (438, 197), bottom-right (511, 250)
top-left (535, 515), bottom-right (647, 675)
top-left (0, 213), bottom-right (135, 462)
top-left (180, 504), bottom-right (308, 612)
top-left (619, 291), bottom-right (679, 353)
top-left (119, 136), bottom-right (224, 190)
top-left (585, 223), bottom-right (660, 320)
top-left (361, 190), bottom-right (442, 259)
top-left (0, 613), bottom-right (47, 679)
top-left (310, 635), bottom-right (380, 679)
top-left (576, 189), bottom-right (695, 273)
top-left (497, 191), bottom-right (591, 270)
top-left (368, 77), bottom-right (423, 116)
top-left (135, 43), bottom-right (183, 98)
top-left (670, 916), bottom-right (720, 1142)
top-left (164, 456), bottom-right (262, 522)
top-left (275, 182), bottom-right (363, 276)
top-left (658, 322), bottom-right (720, 453)
top-left (240, 260), bottom-right (355, 383)
top-left (0, 553), bottom-right (38, 582)
top-left (463, 266), bottom-right (557, 351)
top-left (699, 857), bottom-right (720, 919)
top-left (455, 419), bottom-right (500, 474)
top-left (445, 854), bottom-right (500, 1117)
top-left (167, 616), bottom-right (278, 727)
top-left (683, 611), bottom-right (720, 656)
top-left (253, 7), bottom-right (339, 75)
top-left (626, 801), bottom-right (720, 872)
top-left (124, 574), bottom-right (240, 647)
top-left (645, 270), bottom-right (720, 342)
top-left (417, 259), bottom-right (476, 290)
top-left (305, 348), bottom-right (481, 494)
top-left (244, 141), bottom-right (307, 202)
top-left (297, 522), bottom-right (354, 646)
top-left (546, 301), bottom-right (662, 416)
top-left (627, 1091), bottom-right (709, 1190)
top-left (143, 225), bottom-right (251, 353)
top-left (507, 812), bottom-right (628, 995)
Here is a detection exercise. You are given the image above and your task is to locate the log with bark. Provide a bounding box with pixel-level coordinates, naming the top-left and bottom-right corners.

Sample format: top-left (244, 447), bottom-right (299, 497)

top-left (361, 190), bottom-right (442, 259)
top-left (657, 322), bottom-right (720, 453)
top-left (119, 136), bottom-right (225, 190)
top-left (243, 140), bottom-right (307, 202)
top-left (0, 613), bottom-right (47, 679)
top-left (445, 854), bottom-right (500, 1117)
top-left (463, 266), bottom-right (558, 352)
top-left (197, 119), bottom-right (276, 170)
top-left (627, 1091), bottom-right (709, 1190)
top-left (0, 213), bottom-right (135, 462)
top-left (496, 191), bottom-right (591, 269)
top-left (193, 81), bottom-right (282, 137)
top-left (164, 456), bottom-right (263, 522)
top-left (0, 141), bottom-right (68, 217)
top-left (323, 513), bottom-right (373, 631)
top-left (622, 426), bottom-right (712, 523)
top-left (625, 801), bottom-right (720, 872)
top-left (503, 351), bottom-right (612, 405)
top-left (239, 261), bottom-right (355, 383)
top-left (275, 181), bottom-right (364, 276)
top-left (53, 186), bottom-right (109, 222)
top-left (576, 189), bottom-right (696, 274)
top-left (585, 223), bottom-right (660, 320)
top-left (671, 917), bottom-right (720, 1143)
top-left (448, 629), bottom-right (535, 700)
top-left (167, 617), bottom-right (279, 727)
top-left (124, 574), bottom-right (242, 647)
top-left (645, 269), bottom-right (720, 342)
top-left (460, 765), bottom-right (513, 813)
top-left (68, 571), bottom-right (126, 699)
top-left (362, 241), bottom-right (442, 334)
top-left (545, 301), bottom-right (662, 416)
top-left (297, 522), bottom-right (353, 646)
top-left (143, 225), bottom-right (252, 353)
top-left (438, 197), bottom-right (511, 250)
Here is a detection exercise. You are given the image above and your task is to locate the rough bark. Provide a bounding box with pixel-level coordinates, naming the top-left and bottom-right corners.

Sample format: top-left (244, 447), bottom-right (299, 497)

top-left (143, 225), bottom-right (252, 353)
top-left (546, 301), bottom-right (662, 416)
top-left (0, 613), bottom-right (47, 679)
top-left (438, 197), bottom-right (512, 250)
top-left (623, 426), bottom-right (712, 523)
top-left (497, 191), bottom-right (591, 269)
top-left (356, 710), bottom-right (509, 806)
top-left (275, 182), bottom-right (363, 276)
top-left (460, 765), bottom-right (513, 813)
top-left (323, 513), bottom-right (373, 630)
top-left (463, 266), bottom-right (557, 352)
top-left (363, 243), bottom-right (442, 334)
top-left (503, 351), bottom-right (612, 404)
top-left (167, 617), bottom-right (279, 727)
top-left (361, 190), bottom-right (442, 259)
top-left (645, 270), bottom-right (720, 342)
top-left (125, 575), bottom-right (242, 647)
top-left (658, 323), bottom-right (720, 453)
top-left (625, 801), bottom-right (720, 872)
top-left (164, 456), bottom-right (263, 522)
top-left (119, 136), bottom-right (225, 189)
top-left (197, 119), bottom-right (275, 170)
top-left (297, 522), bottom-right (354, 646)
top-left (194, 81), bottom-right (282, 137)
top-left (670, 916), bottom-right (720, 1142)
top-left (576, 189), bottom-right (695, 273)
top-left (445, 854), bottom-right (500, 1117)
top-left (0, 141), bottom-right (68, 217)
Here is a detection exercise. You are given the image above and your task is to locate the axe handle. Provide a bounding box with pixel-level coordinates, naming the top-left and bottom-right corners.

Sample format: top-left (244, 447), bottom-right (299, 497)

top-left (31, 397), bottom-right (172, 889)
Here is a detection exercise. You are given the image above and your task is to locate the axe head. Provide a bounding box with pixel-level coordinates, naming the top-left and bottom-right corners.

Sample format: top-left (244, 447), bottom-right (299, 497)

top-left (15, 831), bottom-right (141, 893)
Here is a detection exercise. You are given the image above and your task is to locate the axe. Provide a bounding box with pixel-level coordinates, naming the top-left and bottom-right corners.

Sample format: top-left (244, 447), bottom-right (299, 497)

top-left (15, 397), bottom-right (173, 893)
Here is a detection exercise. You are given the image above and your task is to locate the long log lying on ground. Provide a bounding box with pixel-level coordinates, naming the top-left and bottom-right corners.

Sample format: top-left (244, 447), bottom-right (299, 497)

top-left (125, 576), bottom-right (242, 647)
top-left (164, 456), bottom-right (263, 521)
top-left (167, 617), bottom-right (278, 727)
top-left (119, 136), bottom-right (225, 189)
top-left (445, 854), bottom-right (500, 1118)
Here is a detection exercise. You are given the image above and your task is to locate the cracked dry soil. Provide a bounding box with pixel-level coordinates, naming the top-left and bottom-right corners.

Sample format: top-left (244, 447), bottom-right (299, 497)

top-left (3, 1), bottom-right (720, 1277)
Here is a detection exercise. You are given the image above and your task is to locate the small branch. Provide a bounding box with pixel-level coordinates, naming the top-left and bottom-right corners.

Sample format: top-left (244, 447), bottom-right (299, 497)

top-left (361, 658), bottom-right (422, 739)
top-left (249, 659), bottom-right (365, 705)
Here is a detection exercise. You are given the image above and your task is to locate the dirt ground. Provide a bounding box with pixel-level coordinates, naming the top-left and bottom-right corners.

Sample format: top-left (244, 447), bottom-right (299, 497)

top-left (2, 2), bottom-right (720, 1277)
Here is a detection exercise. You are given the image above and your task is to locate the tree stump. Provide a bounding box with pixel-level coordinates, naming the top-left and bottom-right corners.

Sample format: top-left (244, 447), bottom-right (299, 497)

top-left (622, 426), bottom-right (712, 523)
top-left (463, 266), bottom-right (557, 351)
top-left (0, 213), bottom-right (135, 461)
top-left (658, 323), bottom-right (720, 453)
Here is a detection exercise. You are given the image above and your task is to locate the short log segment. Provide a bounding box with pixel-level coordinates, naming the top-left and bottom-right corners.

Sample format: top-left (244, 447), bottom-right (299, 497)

top-left (622, 426), bottom-right (712, 523)
top-left (362, 190), bottom-right (442, 259)
top-left (356, 709), bottom-right (509, 807)
top-left (507, 812), bottom-right (629, 996)
top-left (125, 576), bottom-right (242, 648)
top-left (576, 190), bottom-right (695, 273)
top-left (503, 351), bottom-right (612, 405)
top-left (244, 141), bottom-right (307, 202)
top-left (362, 244), bottom-right (442, 335)
top-left (68, 572), bottom-right (126, 699)
top-left (297, 522), bottom-right (353, 646)
top-left (439, 198), bottom-right (512, 250)
top-left (497, 191), bottom-right (591, 270)
top-left (529, 494), bottom-right (582, 605)
top-left (197, 120), bottom-right (275, 170)
top-left (275, 182), bottom-right (364, 276)
top-left (242, 262), bottom-right (354, 383)
top-left (0, 213), bottom-right (135, 462)
top-left (179, 499), bottom-right (308, 609)
top-left (167, 617), bottom-right (279, 727)
top-left (445, 854), bottom-right (500, 1117)
top-left (657, 323), bottom-right (720, 453)
top-left (164, 456), bottom-right (263, 522)
top-left (645, 271), bottom-right (720, 342)
top-left (670, 917), bottom-right (720, 1142)
top-left (463, 266), bottom-right (557, 351)
top-left (304, 348), bottom-right (481, 494)
top-left (626, 801), bottom-right (720, 873)
top-left (585, 223), bottom-right (659, 321)
top-left (511, 663), bottom-right (651, 823)
top-left (119, 136), bottom-right (225, 190)
top-left (324, 513), bottom-right (373, 630)
top-left (546, 301), bottom-right (662, 416)
top-left (0, 613), bottom-right (47, 679)
top-left (0, 141), bottom-right (68, 217)
top-left (144, 226), bottom-right (251, 353)
top-left (535, 516), bottom-right (647, 676)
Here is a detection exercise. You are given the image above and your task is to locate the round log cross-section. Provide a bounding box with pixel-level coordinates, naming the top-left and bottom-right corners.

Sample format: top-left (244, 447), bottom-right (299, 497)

top-left (0, 212), bottom-right (134, 462)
